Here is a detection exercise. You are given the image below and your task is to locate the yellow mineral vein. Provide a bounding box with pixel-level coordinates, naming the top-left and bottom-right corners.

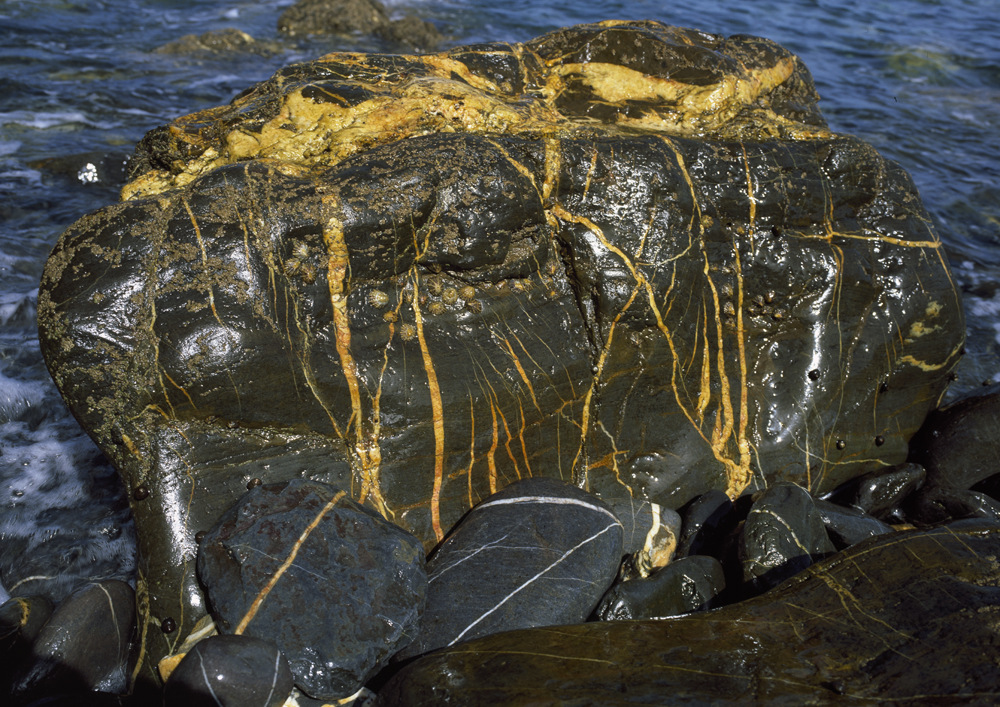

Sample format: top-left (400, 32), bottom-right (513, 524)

top-left (409, 267), bottom-right (446, 542)
top-left (323, 204), bottom-right (387, 515)
top-left (234, 490), bottom-right (347, 635)
top-left (495, 331), bottom-right (542, 413)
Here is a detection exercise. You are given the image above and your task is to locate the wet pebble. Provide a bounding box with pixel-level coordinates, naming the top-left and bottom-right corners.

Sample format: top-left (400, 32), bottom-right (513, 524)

top-left (197, 479), bottom-right (426, 701)
top-left (8, 580), bottom-right (135, 700)
top-left (813, 498), bottom-right (894, 548)
top-left (740, 482), bottom-right (835, 594)
top-left (594, 555), bottom-right (725, 621)
top-left (163, 634), bottom-right (293, 707)
top-left (850, 463), bottom-right (926, 520)
top-left (676, 490), bottom-right (737, 558)
top-left (397, 478), bottom-right (623, 660)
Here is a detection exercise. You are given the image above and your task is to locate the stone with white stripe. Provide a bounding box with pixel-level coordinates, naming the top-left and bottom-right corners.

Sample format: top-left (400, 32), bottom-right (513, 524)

top-left (398, 478), bottom-right (623, 659)
top-left (163, 634), bottom-right (293, 707)
top-left (739, 482), bottom-right (836, 594)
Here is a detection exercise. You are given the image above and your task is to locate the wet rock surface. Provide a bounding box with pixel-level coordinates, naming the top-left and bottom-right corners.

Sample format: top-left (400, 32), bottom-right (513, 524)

top-left (397, 478), bottom-right (622, 659)
top-left (740, 482), bottom-right (836, 593)
top-left (594, 555), bottom-right (725, 621)
top-left (163, 634), bottom-right (293, 707)
top-left (36, 20), bottom-right (964, 679)
top-left (197, 479), bottom-right (426, 700)
top-left (375, 521), bottom-right (1000, 705)
top-left (7, 580), bottom-right (135, 701)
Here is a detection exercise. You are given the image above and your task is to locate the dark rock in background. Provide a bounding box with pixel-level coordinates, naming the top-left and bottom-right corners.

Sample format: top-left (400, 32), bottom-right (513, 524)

top-left (0, 595), bottom-right (52, 691)
top-left (740, 482), bottom-right (836, 593)
top-left (397, 478), bottom-right (622, 659)
top-left (278, 0), bottom-right (389, 37)
top-left (197, 479), bottom-right (425, 701)
top-left (375, 521), bottom-right (1000, 705)
top-left (849, 462), bottom-right (926, 520)
top-left (814, 498), bottom-right (894, 548)
top-left (594, 555), bottom-right (725, 620)
top-left (8, 580), bottom-right (135, 701)
top-left (907, 387), bottom-right (1000, 523)
top-left (163, 634), bottom-right (293, 707)
top-left (154, 29), bottom-right (282, 56)
top-left (36, 20), bottom-right (964, 676)
top-left (676, 490), bottom-right (737, 558)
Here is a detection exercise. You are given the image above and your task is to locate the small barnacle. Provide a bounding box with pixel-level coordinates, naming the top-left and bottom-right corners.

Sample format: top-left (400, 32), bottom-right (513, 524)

top-left (399, 323), bottom-right (417, 340)
top-left (465, 298), bottom-right (482, 313)
top-left (722, 301), bottom-right (736, 317)
top-left (383, 311), bottom-right (398, 323)
top-left (284, 258), bottom-right (303, 277)
top-left (441, 287), bottom-right (459, 305)
top-left (291, 241), bottom-right (309, 260)
top-left (765, 290), bottom-right (776, 303)
top-left (511, 278), bottom-right (530, 293)
top-left (458, 285), bottom-right (477, 301)
top-left (299, 263), bottom-right (317, 284)
top-left (721, 283), bottom-right (734, 298)
top-left (428, 301), bottom-right (446, 316)
top-left (426, 276), bottom-right (443, 297)
top-left (368, 289), bottom-right (390, 308)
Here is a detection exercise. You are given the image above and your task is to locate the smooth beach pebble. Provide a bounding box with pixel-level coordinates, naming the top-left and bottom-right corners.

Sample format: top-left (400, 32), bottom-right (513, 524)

top-left (8, 580), bottom-right (135, 700)
top-left (740, 482), bottom-right (836, 594)
top-left (397, 477), bottom-right (623, 660)
top-left (163, 634), bottom-right (293, 707)
top-left (594, 555), bottom-right (726, 620)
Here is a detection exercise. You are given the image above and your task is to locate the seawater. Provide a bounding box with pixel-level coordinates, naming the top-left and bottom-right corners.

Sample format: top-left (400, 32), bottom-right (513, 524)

top-left (0, 0), bottom-right (997, 603)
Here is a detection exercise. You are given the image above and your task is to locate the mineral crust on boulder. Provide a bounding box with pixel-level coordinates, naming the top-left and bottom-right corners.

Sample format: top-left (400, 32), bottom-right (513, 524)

top-left (37, 20), bottom-right (964, 678)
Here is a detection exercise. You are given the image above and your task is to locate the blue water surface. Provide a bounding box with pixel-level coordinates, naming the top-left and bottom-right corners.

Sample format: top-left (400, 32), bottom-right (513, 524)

top-left (0, 0), bottom-right (997, 600)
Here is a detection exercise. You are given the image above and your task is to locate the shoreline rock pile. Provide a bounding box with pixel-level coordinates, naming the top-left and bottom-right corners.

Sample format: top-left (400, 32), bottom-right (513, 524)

top-left (9, 15), bottom-right (994, 706)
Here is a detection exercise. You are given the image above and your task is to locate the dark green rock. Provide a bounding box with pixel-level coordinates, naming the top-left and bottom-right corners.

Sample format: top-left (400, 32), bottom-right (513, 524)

top-left (197, 479), bottom-right (425, 701)
top-left (740, 482), bottom-right (836, 592)
top-left (8, 580), bottom-right (135, 701)
top-left (594, 555), bottom-right (725, 621)
top-left (374, 521), bottom-right (1000, 705)
top-left (36, 21), bottom-right (964, 676)
top-left (278, 0), bottom-right (389, 37)
top-left (397, 478), bottom-right (622, 660)
top-left (163, 634), bottom-right (293, 707)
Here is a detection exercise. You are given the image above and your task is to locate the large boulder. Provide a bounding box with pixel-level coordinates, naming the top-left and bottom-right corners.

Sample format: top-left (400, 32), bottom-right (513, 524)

top-left (37, 20), bottom-right (964, 678)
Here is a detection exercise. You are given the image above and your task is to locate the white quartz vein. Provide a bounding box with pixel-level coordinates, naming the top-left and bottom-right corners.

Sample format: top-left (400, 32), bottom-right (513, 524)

top-left (447, 521), bottom-right (621, 646)
top-left (475, 495), bottom-right (622, 527)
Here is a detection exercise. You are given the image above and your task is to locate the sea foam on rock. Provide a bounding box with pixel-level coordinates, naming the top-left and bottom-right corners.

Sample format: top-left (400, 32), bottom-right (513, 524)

top-left (36, 20), bottom-right (965, 678)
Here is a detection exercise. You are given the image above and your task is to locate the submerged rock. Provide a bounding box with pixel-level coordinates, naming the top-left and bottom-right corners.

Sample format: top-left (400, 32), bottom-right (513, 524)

top-left (37, 20), bottom-right (964, 676)
top-left (375, 521), bottom-right (1000, 704)
top-left (197, 479), bottom-right (426, 700)
top-left (397, 478), bottom-right (622, 660)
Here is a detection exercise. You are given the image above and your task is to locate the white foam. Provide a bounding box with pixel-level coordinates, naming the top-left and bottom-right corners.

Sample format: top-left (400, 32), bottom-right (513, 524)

top-left (0, 110), bottom-right (118, 130)
top-left (0, 372), bottom-right (47, 424)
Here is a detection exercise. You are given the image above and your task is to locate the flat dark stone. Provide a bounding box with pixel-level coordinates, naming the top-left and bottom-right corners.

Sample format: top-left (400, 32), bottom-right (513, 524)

top-left (740, 482), bottom-right (836, 593)
top-left (374, 521), bottom-right (1000, 705)
top-left (594, 555), bottom-right (725, 620)
top-left (197, 479), bottom-right (426, 701)
top-left (163, 634), bottom-right (293, 707)
top-left (8, 580), bottom-right (135, 700)
top-left (398, 478), bottom-right (623, 659)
